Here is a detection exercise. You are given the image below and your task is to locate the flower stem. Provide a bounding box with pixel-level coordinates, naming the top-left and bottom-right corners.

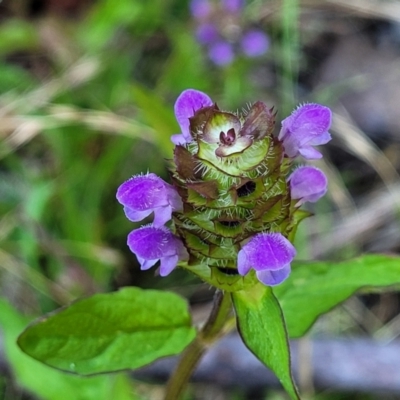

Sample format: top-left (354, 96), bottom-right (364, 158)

top-left (164, 290), bottom-right (233, 400)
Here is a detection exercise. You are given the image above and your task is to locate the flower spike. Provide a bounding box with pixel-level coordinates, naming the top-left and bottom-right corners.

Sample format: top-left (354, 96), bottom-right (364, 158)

top-left (278, 103), bottom-right (332, 159)
top-left (117, 89), bottom-right (331, 287)
top-left (116, 173), bottom-right (182, 227)
top-left (127, 225), bottom-right (187, 276)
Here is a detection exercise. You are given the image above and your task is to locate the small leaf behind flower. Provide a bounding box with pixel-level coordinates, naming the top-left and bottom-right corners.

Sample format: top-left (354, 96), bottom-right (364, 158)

top-left (18, 287), bottom-right (196, 375)
top-left (274, 254), bottom-right (400, 338)
top-left (232, 285), bottom-right (300, 400)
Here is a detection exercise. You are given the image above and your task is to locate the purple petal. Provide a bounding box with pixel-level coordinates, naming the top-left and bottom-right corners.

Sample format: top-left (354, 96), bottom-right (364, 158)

top-left (190, 0), bottom-right (212, 19)
top-left (139, 258), bottom-right (158, 271)
top-left (208, 41), bottom-right (234, 66)
top-left (196, 23), bottom-right (219, 44)
top-left (152, 205), bottom-right (174, 227)
top-left (127, 226), bottom-right (185, 276)
top-left (241, 30), bottom-right (269, 57)
top-left (278, 104), bottom-right (332, 159)
top-left (171, 133), bottom-right (188, 145)
top-left (221, 0), bottom-right (243, 13)
top-left (174, 89), bottom-right (213, 142)
top-left (117, 173), bottom-right (167, 209)
top-left (237, 247), bottom-right (251, 275)
top-left (117, 173), bottom-right (182, 226)
top-left (238, 233), bottom-right (296, 279)
top-left (289, 166), bottom-right (328, 206)
top-left (256, 264), bottom-right (291, 286)
top-left (160, 255), bottom-right (179, 276)
top-left (309, 131), bottom-right (331, 146)
top-left (298, 146), bottom-right (323, 160)
top-left (123, 207), bottom-right (152, 223)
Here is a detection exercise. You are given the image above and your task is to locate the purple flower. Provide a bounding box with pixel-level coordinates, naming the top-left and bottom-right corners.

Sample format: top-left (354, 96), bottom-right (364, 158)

top-left (196, 23), bottom-right (219, 44)
top-left (190, 0), bottom-right (212, 19)
top-left (116, 173), bottom-right (182, 227)
top-left (238, 233), bottom-right (296, 286)
top-left (278, 104), bottom-right (332, 159)
top-left (171, 89), bottom-right (213, 145)
top-left (208, 40), bottom-right (234, 66)
top-left (241, 30), bottom-right (269, 57)
top-left (288, 166), bottom-right (328, 206)
top-left (127, 225), bottom-right (186, 276)
top-left (221, 0), bottom-right (243, 13)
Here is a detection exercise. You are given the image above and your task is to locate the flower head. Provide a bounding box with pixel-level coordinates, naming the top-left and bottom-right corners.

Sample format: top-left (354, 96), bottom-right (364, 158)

top-left (278, 104), bottom-right (332, 159)
top-left (195, 23), bottom-right (219, 44)
top-left (171, 89), bottom-right (213, 145)
top-left (241, 30), bottom-right (270, 57)
top-left (221, 0), bottom-right (243, 13)
top-left (117, 89), bottom-right (331, 288)
top-left (190, 0), bottom-right (269, 66)
top-left (238, 233), bottom-right (296, 285)
top-left (288, 166), bottom-right (328, 206)
top-left (116, 173), bottom-right (182, 227)
top-left (190, 0), bottom-right (212, 18)
top-left (208, 41), bottom-right (234, 66)
top-left (127, 225), bottom-right (186, 276)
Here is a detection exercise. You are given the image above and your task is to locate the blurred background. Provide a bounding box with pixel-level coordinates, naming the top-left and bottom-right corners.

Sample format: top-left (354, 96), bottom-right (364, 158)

top-left (0, 0), bottom-right (400, 399)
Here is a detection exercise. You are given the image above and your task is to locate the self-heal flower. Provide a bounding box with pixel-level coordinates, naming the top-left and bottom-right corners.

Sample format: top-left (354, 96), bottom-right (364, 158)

top-left (190, 0), bottom-right (269, 66)
top-left (190, 0), bottom-right (212, 18)
top-left (116, 173), bottom-right (182, 227)
top-left (171, 89), bottom-right (213, 145)
top-left (117, 88), bottom-right (332, 288)
top-left (208, 41), bottom-right (234, 66)
top-left (288, 166), bottom-right (328, 206)
top-left (221, 0), bottom-right (243, 13)
top-left (238, 233), bottom-right (296, 286)
top-left (278, 104), bottom-right (332, 159)
top-left (127, 225), bottom-right (186, 276)
top-left (241, 30), bottom-right (270, 57)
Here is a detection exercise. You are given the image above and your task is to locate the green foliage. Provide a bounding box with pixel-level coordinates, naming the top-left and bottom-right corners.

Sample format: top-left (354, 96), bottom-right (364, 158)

top-left (17, 287), bottom-right (196, 374)
top-left (274, 254), bottom-right (400, 338)
top-left (0, 19), bottom-right (39, 55)
top-left (0, 298), bottom-right (136, 400)
top-left (232, 285), bottom-right (300, 400)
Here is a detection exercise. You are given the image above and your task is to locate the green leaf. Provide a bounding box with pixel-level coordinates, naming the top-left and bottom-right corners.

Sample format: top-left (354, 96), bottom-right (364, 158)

top-left (232, 285), bottom-right (300, 400)
top-left (0, 298), bottom-right (136, 400)
top-left (274, 254), bottom-right (400, 338)
top-left (18, 287), bottom-right (196, 375)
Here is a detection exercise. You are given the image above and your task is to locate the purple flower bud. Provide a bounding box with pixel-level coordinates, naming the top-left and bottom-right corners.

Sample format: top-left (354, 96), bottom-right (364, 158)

top-left (278, 104), bottom-right (332, 160)
top-left (238, 233), bottom-right (296, 286)
top-left (288, 166), bottom-right (328, 206)
top-left (195, 23), bottom-right (219, 44)
top-left (208, 40), bottom-right (234, 66)
top-left (221, 0), bottom-right (243, 13)
top-left (116, 173), bottom-right (182, 227)
top-left (171, 89), bottom-right (213, 145)
top-left (127, 225), bottom-right (186, 276)
top-left (241, 30), bottom-right (269, 57)
top-left (190, 0), bottom-right (212, 19)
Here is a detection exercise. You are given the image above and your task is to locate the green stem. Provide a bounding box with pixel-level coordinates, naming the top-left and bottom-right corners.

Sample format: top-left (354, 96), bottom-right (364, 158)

top-left (164, 290), bottom-right (233, 400)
